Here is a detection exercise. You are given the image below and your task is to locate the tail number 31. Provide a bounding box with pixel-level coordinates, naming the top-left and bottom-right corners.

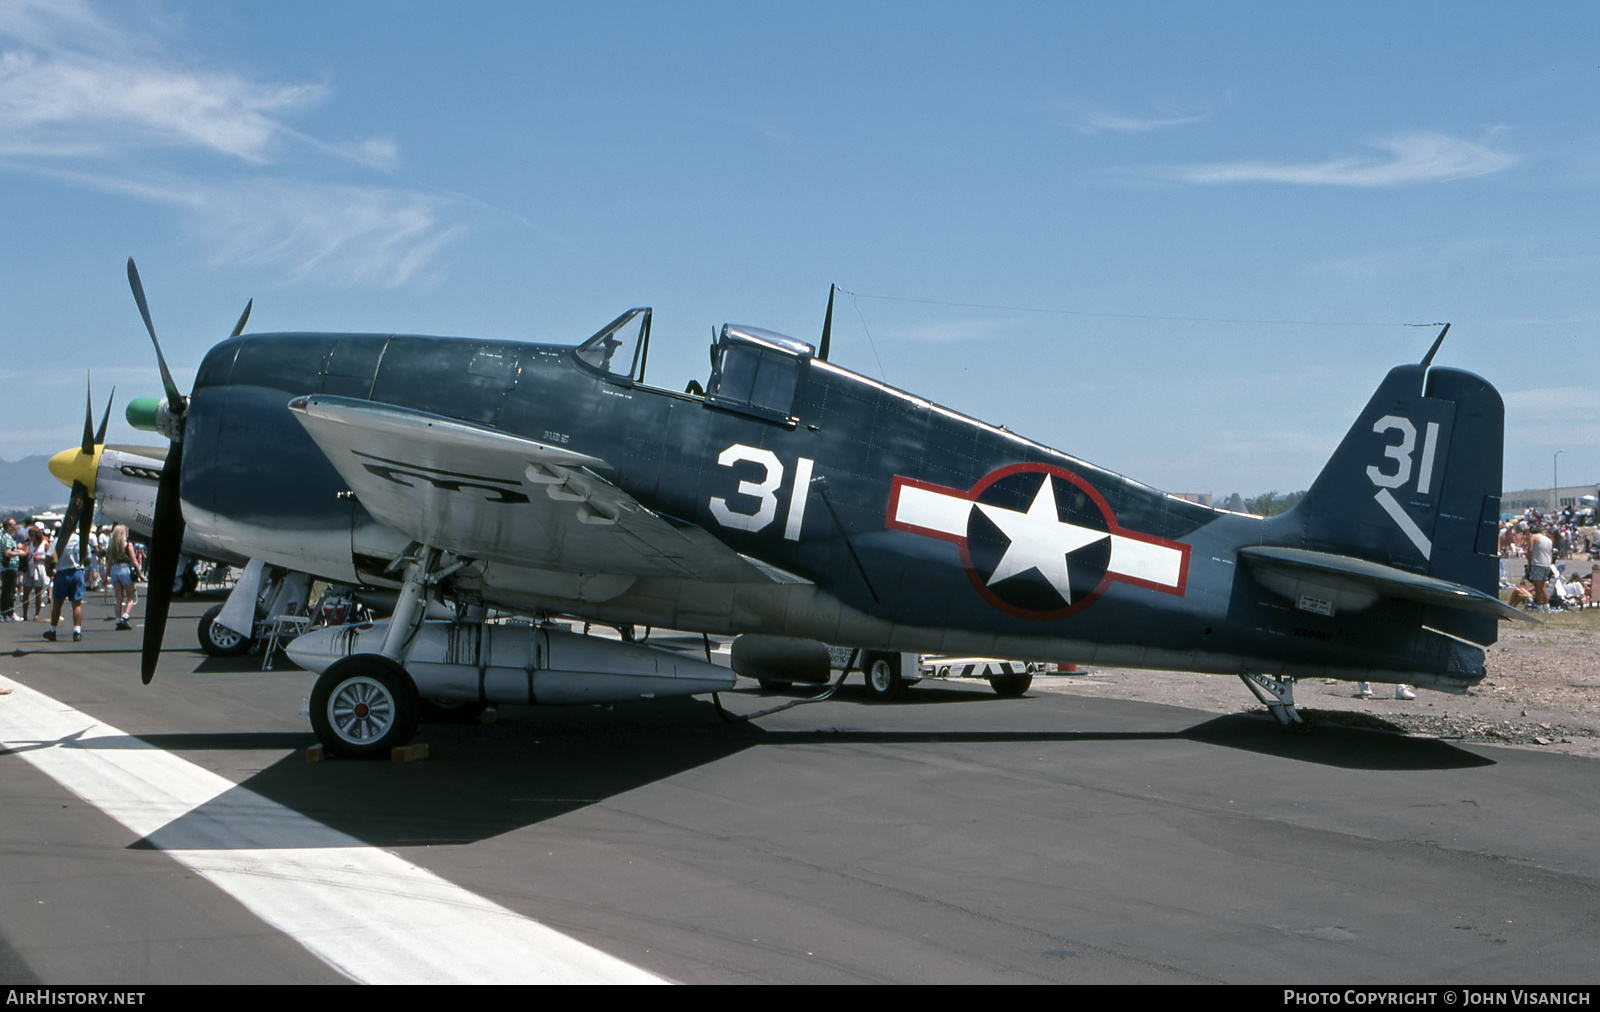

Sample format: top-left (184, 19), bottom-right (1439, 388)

top-left (1366, 415), bottom-right (1441, 494)
top-left (1365, 415), bottom-right (1441, 560)
top-left (710, 444), bottom-right (814, 541)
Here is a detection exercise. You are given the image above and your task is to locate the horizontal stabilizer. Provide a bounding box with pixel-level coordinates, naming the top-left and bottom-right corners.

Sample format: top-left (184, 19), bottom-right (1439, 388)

top-left (1239, 545), bottom-right (1535, 626)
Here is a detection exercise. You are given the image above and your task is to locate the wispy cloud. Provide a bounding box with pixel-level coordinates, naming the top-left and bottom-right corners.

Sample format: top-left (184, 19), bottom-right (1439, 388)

top-left (1167, 130), bottom-right (1518, 187)
top-left (0, 0), bottom-right (466, 286)
top-left (0, 46), bottom-right (322, 161)
top-left (1065, 102), bottom-right (1210, 135)
top-left (192, 181), bottom-right (467, 288)
top-left (1305, 235), bottom-right (1509, 279)
top-left (1306, 233), bottom-right (1599, 283)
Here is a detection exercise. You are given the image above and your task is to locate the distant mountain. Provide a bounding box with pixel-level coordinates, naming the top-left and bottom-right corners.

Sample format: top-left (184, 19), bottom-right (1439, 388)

top-left (0, 455), bottom-right (68, 515)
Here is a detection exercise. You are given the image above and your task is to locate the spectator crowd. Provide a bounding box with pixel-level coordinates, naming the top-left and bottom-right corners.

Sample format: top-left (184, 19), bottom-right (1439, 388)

top-left (1499, 506), bottom-right (1595, 612)
top-left (0, 518), bottom-right (145, 630)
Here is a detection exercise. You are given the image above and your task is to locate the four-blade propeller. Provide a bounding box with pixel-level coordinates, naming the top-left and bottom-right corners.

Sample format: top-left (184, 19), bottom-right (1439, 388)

top-left (125, 258), bottom-right (251, 684)
top-left (47, 379), bottom-right (115, 574)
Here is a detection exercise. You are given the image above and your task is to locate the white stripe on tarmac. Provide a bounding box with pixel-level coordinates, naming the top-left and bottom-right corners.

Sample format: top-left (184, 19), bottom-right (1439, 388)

top-left (0, 676), bottom-right (666, 985)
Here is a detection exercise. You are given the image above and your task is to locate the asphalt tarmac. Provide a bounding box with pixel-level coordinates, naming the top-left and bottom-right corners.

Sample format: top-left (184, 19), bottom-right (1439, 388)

top-left (2, 592), bottom-right (1599, 985)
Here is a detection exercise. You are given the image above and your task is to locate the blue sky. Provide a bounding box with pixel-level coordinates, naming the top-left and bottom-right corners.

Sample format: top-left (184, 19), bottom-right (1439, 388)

top-left (2, 0), bottom-right (1595, 499)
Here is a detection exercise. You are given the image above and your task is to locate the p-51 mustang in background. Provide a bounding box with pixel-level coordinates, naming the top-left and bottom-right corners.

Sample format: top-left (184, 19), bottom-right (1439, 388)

top-left (97, 260), bottom-right (1527, 757)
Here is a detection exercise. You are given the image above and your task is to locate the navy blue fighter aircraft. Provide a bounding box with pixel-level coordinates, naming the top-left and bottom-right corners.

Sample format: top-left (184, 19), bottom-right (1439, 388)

top-left (110, 261), bottom-right (1528, 757)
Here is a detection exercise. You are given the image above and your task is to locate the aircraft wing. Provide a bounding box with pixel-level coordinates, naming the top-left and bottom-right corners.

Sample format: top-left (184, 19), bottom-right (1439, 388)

top-left (287, 395), bottom-right (770, 582)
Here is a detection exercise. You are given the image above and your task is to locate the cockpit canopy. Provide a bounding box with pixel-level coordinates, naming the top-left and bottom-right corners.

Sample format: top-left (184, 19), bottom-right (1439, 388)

top-left (574, 307), bottom-right (652, 383)
top-left (573, 309), bottom-right (813, 424)
top-left (707, 325), bottom-right (814, 424)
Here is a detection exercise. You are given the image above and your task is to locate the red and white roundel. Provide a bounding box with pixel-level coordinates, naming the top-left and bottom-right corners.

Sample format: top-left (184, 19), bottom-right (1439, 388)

top-left (886, 463), bottom-right (1190, 620)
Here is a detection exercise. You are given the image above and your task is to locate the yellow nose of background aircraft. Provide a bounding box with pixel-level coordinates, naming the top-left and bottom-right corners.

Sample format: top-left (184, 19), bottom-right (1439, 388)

top-left (46, 381), bottom-right (114, 568)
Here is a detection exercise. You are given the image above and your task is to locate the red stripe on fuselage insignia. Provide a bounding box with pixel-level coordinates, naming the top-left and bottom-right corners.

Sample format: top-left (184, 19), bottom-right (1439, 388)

top-left (886, 464), bottom-right (1190, 620)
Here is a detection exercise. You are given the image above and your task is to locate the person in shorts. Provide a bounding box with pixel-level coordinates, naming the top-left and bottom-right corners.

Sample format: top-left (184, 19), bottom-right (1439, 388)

top-left (21, 523), bottom-right (50, 621)
top-left (1527, 524), bottom-right (1555, 610)
top-left (45, 529), bottom-right (85, 642)
top-left (106, 525), bottom-right (138, 630)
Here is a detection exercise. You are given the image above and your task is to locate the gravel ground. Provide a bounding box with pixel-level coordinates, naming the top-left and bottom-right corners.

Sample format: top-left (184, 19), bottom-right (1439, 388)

top-left (1016, 605), bottom-right (1600, 758)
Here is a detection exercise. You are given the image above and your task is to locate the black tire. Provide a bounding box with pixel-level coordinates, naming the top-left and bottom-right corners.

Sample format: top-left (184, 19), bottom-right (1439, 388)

top-left (862, 651), bottom-right (905, 701)
top-left (987, 672), bottom-right (1033, 697)
top-left (197, 603), bottom-right (252, 657)
top-left (309, 655), bottom-right (420, 759)
top-left (756, 678), bottom-right (793, 693)
top-left (418, 698), bottom-right (487, 724)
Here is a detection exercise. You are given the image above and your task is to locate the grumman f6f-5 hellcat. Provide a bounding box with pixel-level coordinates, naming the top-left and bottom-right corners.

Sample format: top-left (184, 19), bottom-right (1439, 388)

top-left (65, 262), bottom-right (1526, 757)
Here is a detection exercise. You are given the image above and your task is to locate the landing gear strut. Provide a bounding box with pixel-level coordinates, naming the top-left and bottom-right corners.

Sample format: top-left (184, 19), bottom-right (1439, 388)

top-left (309, 545), bottom-right (453, 758)
top-left (1238, 671), bottom-right (1313, 733)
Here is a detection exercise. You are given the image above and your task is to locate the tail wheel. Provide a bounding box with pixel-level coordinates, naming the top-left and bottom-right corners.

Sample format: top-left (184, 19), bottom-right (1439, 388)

top-left (310, 655), bottom-right (420, 759)
top-left (863, 652), bottom-right (905, 701)
top-left (197, 603), bottom-right (251, 657)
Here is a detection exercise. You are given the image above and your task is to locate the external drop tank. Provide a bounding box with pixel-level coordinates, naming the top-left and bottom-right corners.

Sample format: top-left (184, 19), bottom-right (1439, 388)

top-left (286, 621), bottom-right (736, 705)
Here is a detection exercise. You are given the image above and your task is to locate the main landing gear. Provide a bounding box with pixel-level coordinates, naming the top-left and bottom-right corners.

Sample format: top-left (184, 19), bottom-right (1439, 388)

top-left (309, 546), bottom-right (444, 759)
top-left (299, 545), bottom-right (736, 759)
top-left (1238, 671), bottom-right (1314, 733)
top-left (309, 654), bottom-right (420, 760)
top-left (196, 563), bottom-right (313, 658)
top-left (198, 603), bottom-right (251, 656)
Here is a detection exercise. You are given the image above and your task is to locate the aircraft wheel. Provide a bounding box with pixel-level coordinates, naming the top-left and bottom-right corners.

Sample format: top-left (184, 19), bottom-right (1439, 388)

top-left (310, 655), bottom-right (420, 759)
top-left (418, 698), bottom-right (487, 724)
top-left (756, 679), bottom-right (792, 693)
top-left (987, 672), bottom-right (1032, 697)
top-left (197, 604), bottom-right (251, 657)
top-left (863, 652), bottom-right (905, 701)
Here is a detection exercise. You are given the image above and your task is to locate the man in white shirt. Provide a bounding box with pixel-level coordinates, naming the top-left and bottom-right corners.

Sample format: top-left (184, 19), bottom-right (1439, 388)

top-left (44, 529), bottom-right (85, 642)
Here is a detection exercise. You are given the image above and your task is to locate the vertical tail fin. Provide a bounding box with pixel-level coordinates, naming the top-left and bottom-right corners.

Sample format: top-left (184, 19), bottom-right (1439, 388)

top-left (1269, 359), bottom-right (1504, 642)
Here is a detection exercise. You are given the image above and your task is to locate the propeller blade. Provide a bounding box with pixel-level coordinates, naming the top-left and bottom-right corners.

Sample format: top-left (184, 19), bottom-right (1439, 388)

top-left (95, 387), bottom-right (115, 446)
top-left (54, 480), bottom-right (90, 566)
top-left (80, 376), bottom-right (96, 456)
top-left (230, 299), bottom-right (253, 338)
top-left (141, 440), bottom-right (185, 685)
top-left (77, 490), bottom-right (93, 570)
top-left (126, 258), bottom-right (185, 413)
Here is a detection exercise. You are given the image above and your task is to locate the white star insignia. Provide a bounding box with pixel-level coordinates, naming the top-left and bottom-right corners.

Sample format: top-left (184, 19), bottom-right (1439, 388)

top-left (975, 476), bottom-right (1109, 603)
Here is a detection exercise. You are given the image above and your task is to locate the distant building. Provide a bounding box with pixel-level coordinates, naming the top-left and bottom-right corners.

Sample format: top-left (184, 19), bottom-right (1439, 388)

top-left (1171, 492), bottom-right (1213, 508)
top-left (1501, 484), bottom-right (1598, 514)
